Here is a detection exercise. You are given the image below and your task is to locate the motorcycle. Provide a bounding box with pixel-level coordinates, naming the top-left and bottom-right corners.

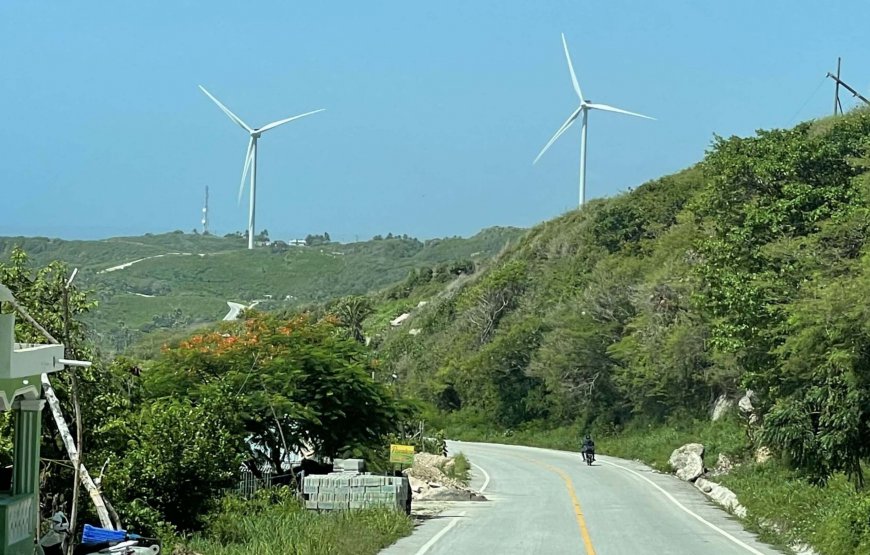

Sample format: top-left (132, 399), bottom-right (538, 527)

top-left (584, 450), bottom-right (595, 466)
top-left (38, 514), bottom-right (160, 555)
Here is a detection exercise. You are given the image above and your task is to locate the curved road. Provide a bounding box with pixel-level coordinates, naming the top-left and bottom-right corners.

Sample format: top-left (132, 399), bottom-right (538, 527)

top-left (382, 441), bottom-right (782, 555)
top-left (223, 301), bottom-right (246, 321)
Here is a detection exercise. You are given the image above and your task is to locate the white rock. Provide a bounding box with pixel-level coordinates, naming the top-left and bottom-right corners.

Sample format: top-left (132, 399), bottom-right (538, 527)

top-left (711, 395), bottom-right (734, 421)
top-left (408, 476), bottom-right (425, 494)
top-left (695, 478), bottom-right (747, 518)
top-left (790, 543), bottom-right (821, 555)
top-left (409, 328), bottom-right (421, 336)
top-left (712, 453), bottom-right (734, 475)
top-left (390, 313), bottom-right (411, 326)
top-left (669, 443), bottom-right (705, 482)
top-left (755, 446), bottom-right (772, 464)
top-left (738, 390), bottom-right (756, 415)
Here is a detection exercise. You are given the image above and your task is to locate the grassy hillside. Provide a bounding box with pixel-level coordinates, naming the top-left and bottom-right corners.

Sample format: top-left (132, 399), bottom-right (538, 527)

top-left (0, 227), bottom-right (523, 350)
top-left (368, 109), bottom-right (870, 554)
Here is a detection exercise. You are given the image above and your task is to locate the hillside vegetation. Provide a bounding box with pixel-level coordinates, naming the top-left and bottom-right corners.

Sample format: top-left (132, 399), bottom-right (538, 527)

top-left (0, 251), bottom-right (415, 548)
top-left (371, 109), bottom-right (870, 553)
top-left (0, 227), bottom-right (522, 350)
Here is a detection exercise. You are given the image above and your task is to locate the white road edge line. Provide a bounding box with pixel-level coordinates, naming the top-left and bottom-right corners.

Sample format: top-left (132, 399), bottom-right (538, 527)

top-left (471, 462), bottom-right (490, 493)
top-left (599, 460), bottom-right (766, 555)
top-left (414, 511), bottom-right (467, 555)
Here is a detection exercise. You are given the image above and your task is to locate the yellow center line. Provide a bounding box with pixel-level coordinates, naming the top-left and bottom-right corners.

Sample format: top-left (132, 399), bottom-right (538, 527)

top-left (520, 455), bottom-right (596, 555)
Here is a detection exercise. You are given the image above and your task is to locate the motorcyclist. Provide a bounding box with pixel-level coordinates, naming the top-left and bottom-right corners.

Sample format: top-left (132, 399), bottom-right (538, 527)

top-left (581, 434), bottom-right (595, 461)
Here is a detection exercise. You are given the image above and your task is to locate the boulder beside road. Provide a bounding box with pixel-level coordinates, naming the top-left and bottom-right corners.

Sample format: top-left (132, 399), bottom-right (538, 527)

top-left (668, 443), bottom-right (705, 482)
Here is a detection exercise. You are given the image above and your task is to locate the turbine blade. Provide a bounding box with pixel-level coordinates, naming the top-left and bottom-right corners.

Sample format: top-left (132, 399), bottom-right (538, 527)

top-left (586, 103), bottom-right (655, 120)
top-left (257, 109), bottom-right (326, 133)
top-left (238, 138), bottom-right (254, 205)
top-left (199, 85), bottom-right (252, 132)
top-left (533, 107), bottom-right (582, 164)
top-left (561, 33), bottom-right (584, 102)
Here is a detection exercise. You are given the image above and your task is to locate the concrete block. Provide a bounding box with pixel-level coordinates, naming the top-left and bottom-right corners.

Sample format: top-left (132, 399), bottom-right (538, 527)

top-left (362, 476), bottom-right (386, 486)
top-left (304, 473), bottom-right (409, 512)
top-left (334, 458), bottom-right (366, 472)
top-left (302, 479), bottom-right (320, 494)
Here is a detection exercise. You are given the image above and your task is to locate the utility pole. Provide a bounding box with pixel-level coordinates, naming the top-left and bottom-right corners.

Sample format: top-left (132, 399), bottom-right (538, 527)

top-left (833, 57), bottom-right (842, 115)
top-left (826, 66), bottom-right (870, 111)
top-left (202, 186), bottom-right (210, 235)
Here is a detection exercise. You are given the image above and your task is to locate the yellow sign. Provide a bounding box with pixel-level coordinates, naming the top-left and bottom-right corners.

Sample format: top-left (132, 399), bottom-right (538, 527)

top-left (389, 444), bottom-right (415, 465)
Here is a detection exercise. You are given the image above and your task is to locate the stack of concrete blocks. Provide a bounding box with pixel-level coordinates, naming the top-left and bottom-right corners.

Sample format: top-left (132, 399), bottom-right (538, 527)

top-left (303, 459), bottom-right (410, 513)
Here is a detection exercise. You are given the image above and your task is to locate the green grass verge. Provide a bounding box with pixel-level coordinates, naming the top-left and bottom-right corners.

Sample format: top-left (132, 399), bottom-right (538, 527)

top-left (717, 464), bottom-right (870, 555)
top-left (177, 489), bottom-right (413, 555)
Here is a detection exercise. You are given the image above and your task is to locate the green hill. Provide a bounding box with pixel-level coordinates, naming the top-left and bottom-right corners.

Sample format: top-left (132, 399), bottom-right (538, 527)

top-left (0, 227), bottom-right (523, 350)
top-left (367, 110), bottom-right (870, 552)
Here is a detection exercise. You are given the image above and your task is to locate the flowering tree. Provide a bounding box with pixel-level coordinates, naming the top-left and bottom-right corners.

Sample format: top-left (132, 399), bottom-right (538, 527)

top-left (144, 313), bottom-right (411, 475)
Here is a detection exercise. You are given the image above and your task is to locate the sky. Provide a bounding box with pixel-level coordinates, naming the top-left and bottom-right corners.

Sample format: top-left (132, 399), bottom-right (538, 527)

top-left (1, 1), bottom-right (869, 243)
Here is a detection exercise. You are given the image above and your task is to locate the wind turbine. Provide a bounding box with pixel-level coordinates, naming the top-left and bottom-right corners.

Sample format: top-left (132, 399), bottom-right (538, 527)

top-left (199, 85), bottom-right (324, 249)
top-left (534, 34), bottom-right (654, 208)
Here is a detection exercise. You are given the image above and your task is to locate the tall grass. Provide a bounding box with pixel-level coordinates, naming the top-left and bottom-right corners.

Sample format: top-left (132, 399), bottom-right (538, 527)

top-left (441, 453), bottom-right (471, 486)
top-left (179, 489), bottom-right (413, 555)
top-left (718, 465), bottom-right (870, 555)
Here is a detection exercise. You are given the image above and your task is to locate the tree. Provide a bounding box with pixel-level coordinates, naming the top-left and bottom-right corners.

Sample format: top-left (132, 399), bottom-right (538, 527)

top-left (458, 260), bottom-right (528, 345)
top-left (761, 261), bottom-right (870, 487)
top-left (0, 247), bottom-right (117, 529)
top-left (333, 296), bottom-right (373, 343)
top-left (100, 395), bottom-right (243, 532)
top-left (144, 314), bottom-right (411, 474)
top-left (304, 233), bottom-right (330, 246)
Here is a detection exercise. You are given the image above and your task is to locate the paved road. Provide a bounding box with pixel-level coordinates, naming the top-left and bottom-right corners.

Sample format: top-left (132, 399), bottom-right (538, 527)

top-left (381, 441), bottom-right (783, 555)
top-left (223, 301), bottom-right (246, 321)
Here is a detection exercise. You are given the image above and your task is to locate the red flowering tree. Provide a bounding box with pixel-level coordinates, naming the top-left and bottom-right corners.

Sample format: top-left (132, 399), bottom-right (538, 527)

top-left (144, 313), bottom-right (411, 475)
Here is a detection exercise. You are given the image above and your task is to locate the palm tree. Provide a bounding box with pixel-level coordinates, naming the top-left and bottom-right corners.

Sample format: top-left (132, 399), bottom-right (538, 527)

top-left (335, 296), bottom-right (373, 343)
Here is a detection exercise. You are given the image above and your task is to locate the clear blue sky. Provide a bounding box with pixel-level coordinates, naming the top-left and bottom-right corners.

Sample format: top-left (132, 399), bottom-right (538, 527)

top-left (1, 1), bottom-right (868, 242)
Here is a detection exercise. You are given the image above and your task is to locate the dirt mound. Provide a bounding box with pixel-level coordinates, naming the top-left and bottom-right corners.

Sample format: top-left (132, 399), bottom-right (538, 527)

top-left (404, 453), bottom-right (485, 502)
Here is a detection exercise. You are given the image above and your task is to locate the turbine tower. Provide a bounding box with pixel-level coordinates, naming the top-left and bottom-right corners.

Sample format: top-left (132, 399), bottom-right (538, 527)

top-left (534, 34), bottom-right (654, 207)
top-left (199, 85), bottom-right (324, 249)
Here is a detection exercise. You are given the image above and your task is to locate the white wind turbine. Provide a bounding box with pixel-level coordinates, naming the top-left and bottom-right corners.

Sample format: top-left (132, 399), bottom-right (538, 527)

top-left (199, 85), bottom-right (325, 249)
top-left (534, 33), bottom-right (654, 207)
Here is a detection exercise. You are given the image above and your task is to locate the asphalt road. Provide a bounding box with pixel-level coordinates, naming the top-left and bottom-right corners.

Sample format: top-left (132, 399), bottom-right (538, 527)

top-left (381, 441), bottom-right (784, 555)
top-left (223, 301), bottom-right (246, 321)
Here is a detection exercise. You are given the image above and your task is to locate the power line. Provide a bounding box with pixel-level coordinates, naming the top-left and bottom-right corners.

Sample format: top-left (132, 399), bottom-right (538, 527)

top-left (787, 76), bottom-right (828, 125)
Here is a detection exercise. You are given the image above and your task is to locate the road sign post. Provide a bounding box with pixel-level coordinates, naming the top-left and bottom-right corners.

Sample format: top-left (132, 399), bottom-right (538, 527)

top-left (389, 444), bottom-right (415, 470)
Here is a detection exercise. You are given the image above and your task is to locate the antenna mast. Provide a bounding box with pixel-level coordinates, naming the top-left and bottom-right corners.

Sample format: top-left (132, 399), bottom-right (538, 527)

top-left (826, 64), bottom-right (870, 112)
top-left (202, 186), bottom-right (210, 235)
